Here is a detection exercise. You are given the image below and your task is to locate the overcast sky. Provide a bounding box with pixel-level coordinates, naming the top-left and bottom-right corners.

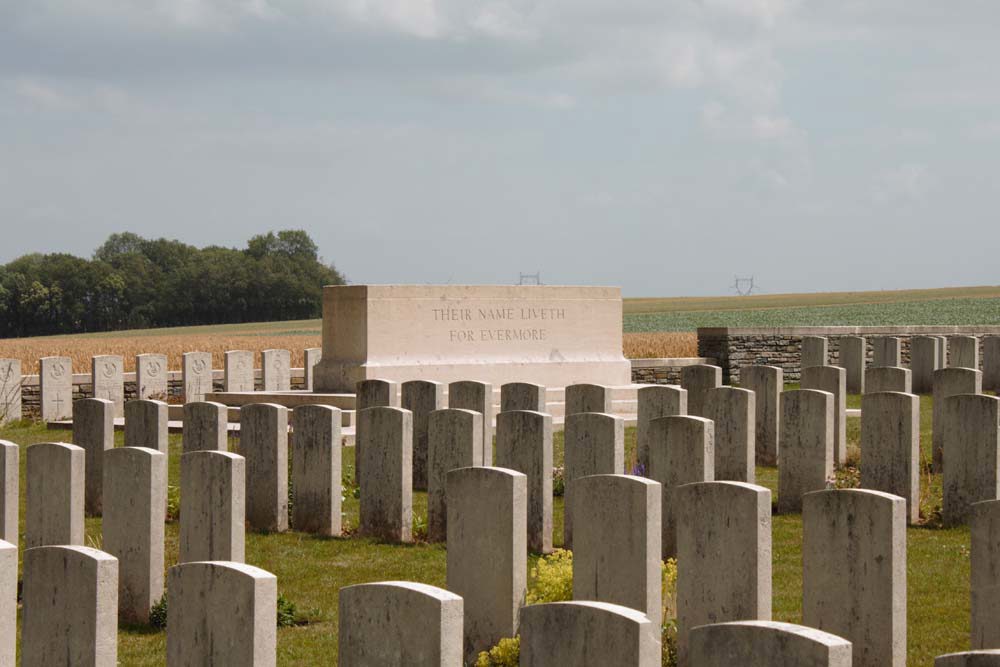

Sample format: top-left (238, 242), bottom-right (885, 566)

top-left (2, 1), bottom-right (998, 296)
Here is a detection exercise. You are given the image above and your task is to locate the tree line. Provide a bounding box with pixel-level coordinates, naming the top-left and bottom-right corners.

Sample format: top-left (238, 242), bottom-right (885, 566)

top-left (0, 230), bottom-right (345, 337)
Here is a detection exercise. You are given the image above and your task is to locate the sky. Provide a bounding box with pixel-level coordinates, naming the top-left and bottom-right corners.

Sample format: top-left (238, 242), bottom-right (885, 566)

top-left (1, 1), bottom-right (999, 297)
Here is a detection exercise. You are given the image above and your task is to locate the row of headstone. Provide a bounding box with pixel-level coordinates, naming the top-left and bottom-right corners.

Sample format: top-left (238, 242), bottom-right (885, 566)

top-left (0, 348), bottom-right (324, 423)
top-left (20, 544), bottom-right (277, 665)
top-left (336, 478), bottom-right (918, 667)
top-left (797, 334), bottom-right (1000, 395)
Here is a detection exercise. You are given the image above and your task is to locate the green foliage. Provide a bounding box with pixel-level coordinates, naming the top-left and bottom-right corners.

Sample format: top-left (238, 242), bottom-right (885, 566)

top-left (662, 559), bottom-right (678, 666)
top-left (149, 594), bottom-right (168, 630)
top-left (834, 465), bottom-right (861, 489)
top-left (277, 593), bottom-right (299, 628)
top-left (551, 467), bottom-right (565, 497)
top-left (527, 549), bottom-right (574, 604)
top-left (165, 485), bottom-right (181, 523)
top-left (276, 592), bottom-right (317, 628)
top-left (0, 230), bottom-right (344, 337)
top-left (412, 511), bottom-right (428, 541)
top-left (475, 636), bottom-right (520, 667)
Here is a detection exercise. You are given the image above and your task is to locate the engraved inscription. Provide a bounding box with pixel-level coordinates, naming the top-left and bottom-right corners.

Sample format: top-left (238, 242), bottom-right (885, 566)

top-left (434, 304), bottom-right (566, 344)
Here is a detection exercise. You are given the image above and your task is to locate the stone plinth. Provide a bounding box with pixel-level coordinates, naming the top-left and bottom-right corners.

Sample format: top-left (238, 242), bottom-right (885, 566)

top-left (314, 285), bottom-right (631, 392)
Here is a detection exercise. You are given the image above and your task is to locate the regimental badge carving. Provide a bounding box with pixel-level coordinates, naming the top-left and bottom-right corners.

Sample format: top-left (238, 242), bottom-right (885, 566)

top-left (147, 360), bottom-right (163, 377)
top-left (192, 358), bottom-right (208, 375)
top-left (49, 361), bottom-right (67, 379)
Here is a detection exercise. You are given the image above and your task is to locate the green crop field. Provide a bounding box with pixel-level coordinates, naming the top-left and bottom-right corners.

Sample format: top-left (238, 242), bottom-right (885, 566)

top-left (623, 285), bottom-right (1000, 332)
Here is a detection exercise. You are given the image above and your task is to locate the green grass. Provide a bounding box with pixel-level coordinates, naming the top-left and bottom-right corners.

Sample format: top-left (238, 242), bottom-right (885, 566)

top-left (0, 396), bottom-right (973, 664)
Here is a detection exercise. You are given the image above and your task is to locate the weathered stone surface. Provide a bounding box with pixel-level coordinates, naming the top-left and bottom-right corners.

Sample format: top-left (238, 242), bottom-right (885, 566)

top-left (357, 406), bottom-right (413, 542)
top-left (681, 364), bottom-right (722, 418)
top-left (167, 561), bottom-right (277, 667)
top-left (135, 353), bottom-right (168, 400)
top-left (124, 398), bottom-right (168, 454)
top-left (648, 416), bottom-right (714, 559)
top-left (911, 336), bottom-right (939, 394)
top-left (637, 385), bottom-right (687, 472)
top-left (937, 336), bottom-right (950, 369)
top-left (861, 392), bottom-right (920, 523)
top-left (0, 359), bottom-right (20, 425)
top-left (241, 403), bottom-right (289, 533)
top-left (500, 382), bottom-right (546, 413)
top-left (873, 336), bottom-right (902, 367)
top-left (446, 466), bottom-right (526, 660)
top-left (741, 365), bottom-right (782, 466)
top-left (182, 401), bottom-right (229, 453)
top-left (689, 621), bottom-right (852, 667)
top-left (951, 335), bottom-right (980, 370)
top-left (933, 368), bottom-right (983, 470)
top-left (224, 349), bottom-right (255, 392)
top-left (261, 348), bottom-right (291, 391)
top-left (39, 355), bottom-right (72, 421)
top-left (573, 474), bottom-right (661, 634)
top-left (802, 336), bottom-right (828, 368)
top-left (801, 365), bottom-right (847, 466)
top-left (0, 540), bottom-right (14, 665)
top-left (22, 545), bottom-right (118, 667)
top-left (495, 409), bottom-right (553, 553)
top-left (291, 404), bottom-right (342, 536)
top-left (0, 442), bottom-right (16, 545)
top-left (352, 380), bottom-right (387, 488)
top-left (565, 383), bottom-right (612, 415)
top-left (91, 355), bottom-right (124, 417)
top-left (803, 489), bottom-right (906, 667)
top-left (676, 481), bottom-right (772, 665)
top-left (971, 500), bottom-right (1000, 649)
top-left (427, 409), bottom-right (482, 542)
top-left (74, 397), bottom-right (114, 516)
top-left (304, 347), bottom-right (322, 391)
top-left (563, 412), bottom-right (623, 548)
top-left (179, 450), bottom-right (245, 563)
top-left (705, 387), bottom-right (755, 483)
top-left (985, 337), bottom-right (1000, 393)
top-left (865, 367), bottom-right (912, 394)
top-left (840, 336), bottom-right (865, 394)
top-left (519, 601), bottom-right (658, 667)
top-left (402, 380), bottom-right (444, 491)
top-left (102, 446), bottom-right (166, 624)
top-left (26, 442), bottom-right (85, 548)
top-left (778, 390), bottom-right (833, 514)
top-left (943, 394), bottom-right (1000, 526)
top-left (338, 581), bottom-right (463, 667)
top-left (182, 351), bottom-right (213, 402)
top-left (937, 651), bottom-right (1000, 667)
top-left (357, 378), bottom-right (400, 409)
top-left (448, 380), bottom-right (495, 466)
top-left (0, 476), bottom-right (11, 586)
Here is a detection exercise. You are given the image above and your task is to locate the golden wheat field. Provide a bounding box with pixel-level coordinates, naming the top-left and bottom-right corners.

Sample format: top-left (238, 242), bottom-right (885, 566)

top-left (0, 334), bottom-right (322, 374)
top-left (0, 322), bottom-right (697, 373)
top-left (622, 332), bottom-right (697, 358)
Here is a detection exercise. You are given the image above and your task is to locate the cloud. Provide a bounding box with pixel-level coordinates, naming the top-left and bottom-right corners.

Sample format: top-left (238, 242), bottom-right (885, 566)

top-left (872, 162), bottom-right (933, 205)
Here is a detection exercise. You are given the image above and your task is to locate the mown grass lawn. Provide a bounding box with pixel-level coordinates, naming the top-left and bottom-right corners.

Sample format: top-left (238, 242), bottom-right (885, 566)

top-left (0, 391), bottom-right (974, 665)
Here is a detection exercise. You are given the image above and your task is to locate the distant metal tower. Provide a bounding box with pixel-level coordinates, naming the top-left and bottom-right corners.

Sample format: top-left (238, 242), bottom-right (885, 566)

top-left (519, 272), bottom-right (542, 286)
top-left (731, 275), bottom-right (757, 296)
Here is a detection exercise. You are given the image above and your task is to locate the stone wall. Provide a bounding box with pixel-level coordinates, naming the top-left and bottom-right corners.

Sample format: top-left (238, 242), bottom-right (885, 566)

top-left (630, 358), bottom-right (716, 385)
top-left (18, 371), bottom-right (307, 418)
top-left (698, 326), bottom-right (1000, 384)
